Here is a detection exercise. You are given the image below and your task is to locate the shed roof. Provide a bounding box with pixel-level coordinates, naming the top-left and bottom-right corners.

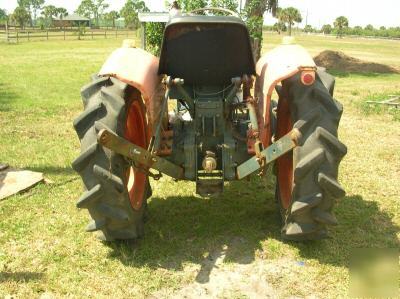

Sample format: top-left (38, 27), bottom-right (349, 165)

top-left (138, 12), bottom-right (170, 23)
top-left (54, 14), bottom-right (90, 21)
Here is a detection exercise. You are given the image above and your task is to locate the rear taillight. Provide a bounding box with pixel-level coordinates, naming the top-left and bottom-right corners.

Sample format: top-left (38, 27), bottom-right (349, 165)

top-left (301, 70), bottom-right (315, 85)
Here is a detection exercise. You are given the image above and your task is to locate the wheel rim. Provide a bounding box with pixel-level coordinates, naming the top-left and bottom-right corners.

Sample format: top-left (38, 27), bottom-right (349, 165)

top-left (125, 99), bottom-right (148, 210)
top-left (276, 97), bottom-right (293, 210)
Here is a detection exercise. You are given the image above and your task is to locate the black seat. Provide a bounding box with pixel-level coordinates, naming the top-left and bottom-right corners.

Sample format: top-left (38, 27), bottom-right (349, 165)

top-left (159, 16), bottom-right (256, 85)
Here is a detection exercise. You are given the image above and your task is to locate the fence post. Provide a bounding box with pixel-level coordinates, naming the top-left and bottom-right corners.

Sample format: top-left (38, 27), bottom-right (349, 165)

top-left (104, 30), bottom-right (106, 39)
top-left (5, 21), bottom-right (9, 43)
top-left (64, 30), bottom-right (66, 40)
top-left (28, 31), bottom-right (30, 41)
top-left (16, 31), bottom-right (19, 43)
top-left (141, 23), bottom-right (146, 50)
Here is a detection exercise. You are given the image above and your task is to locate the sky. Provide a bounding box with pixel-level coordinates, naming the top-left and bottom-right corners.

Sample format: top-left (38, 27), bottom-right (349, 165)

top-left (1, 0), bottom-right (399, 29)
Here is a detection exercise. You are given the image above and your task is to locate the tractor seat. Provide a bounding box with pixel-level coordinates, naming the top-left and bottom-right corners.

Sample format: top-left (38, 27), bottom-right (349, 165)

top-left (158, 15), bottom-right (256, 85)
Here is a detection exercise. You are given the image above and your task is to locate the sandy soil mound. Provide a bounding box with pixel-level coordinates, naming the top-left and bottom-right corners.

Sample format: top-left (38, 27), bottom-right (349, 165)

top-left (314, 50), bottom-right (399, 73)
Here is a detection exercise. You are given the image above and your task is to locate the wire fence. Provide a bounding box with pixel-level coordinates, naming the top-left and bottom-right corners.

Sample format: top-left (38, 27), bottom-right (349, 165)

top-left (0, 26), bottom-right (137, 43)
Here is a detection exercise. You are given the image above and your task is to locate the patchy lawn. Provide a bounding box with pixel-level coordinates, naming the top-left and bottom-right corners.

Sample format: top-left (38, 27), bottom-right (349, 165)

top-left (0, 33), bottom-right (399, 298)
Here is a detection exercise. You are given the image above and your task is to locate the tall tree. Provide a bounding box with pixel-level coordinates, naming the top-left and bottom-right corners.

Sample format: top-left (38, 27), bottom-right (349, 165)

top-left (243, 0), bottom-right (278, 60)
top-left (41, 5), bottom-right (67, 27)
top-left (92, 0), bottom-right (109, 26)
top-left (76, 0), bottom-right (94, 18)
top-left (177, 0), bottom-right (208, 12)
top-left (31, 0), bottom-right (45, 24)
top-left (41, 5), bottom-right (58, 21)
top-left (120, 0), bottom-right (148, 29)
top-left (304, 24), bottom-right (313, 33)
top-left (364, 24), bottom-right (374, 31)
top-left (321, 24), bottom-right (332, 34)
top-left (104, 10), bottom-right (119, 28)
top-left (17, 0), bottom-right (32, 25)
top-left (273, 21), bottom-right (286, 34)
top-left (76, 0), bottom-right (109, 26)
top-left (12, 6), bottom-right (30, 28)
top-left (0, 8), bottom-right (7, 21)
top-left (143, 0), bottom-right (278, 60)
top-left (57, 8), bottom-right (68, 18)
top-left (334, 16), bottom-right (348, 38)
top-left (210, 0), bottom-right (237, 11)
top-left (277, 7), bottom-right (302, 36)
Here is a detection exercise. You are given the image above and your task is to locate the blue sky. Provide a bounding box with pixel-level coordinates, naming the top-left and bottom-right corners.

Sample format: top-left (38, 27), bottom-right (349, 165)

top-left (1, 0), bottom-right (399, 28)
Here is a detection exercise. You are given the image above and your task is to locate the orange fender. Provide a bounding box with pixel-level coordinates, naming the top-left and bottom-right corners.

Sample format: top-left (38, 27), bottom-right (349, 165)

top-left (255, 41), bottom-right (316, 147)
top-left (99, 45), bottom-right (161, 104)
top-left (99, 44), bottom-right (164, 135)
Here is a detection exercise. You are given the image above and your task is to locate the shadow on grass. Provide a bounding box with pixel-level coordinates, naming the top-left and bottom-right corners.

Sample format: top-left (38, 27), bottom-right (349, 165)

top-left (0, 271), bottom-right (44, 282)
top-left (25, 166), bottom-right (75, 176)
top-left (0, 82), bottom-right (19, 112)
top-left (291, 195), bottom-right (399, 267)
top-left (106, 180), bottom-right (399, 281)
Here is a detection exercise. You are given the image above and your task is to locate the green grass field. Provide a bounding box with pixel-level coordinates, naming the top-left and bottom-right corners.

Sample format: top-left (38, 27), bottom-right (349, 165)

top-left (0, 33), bottom-right (399, 298)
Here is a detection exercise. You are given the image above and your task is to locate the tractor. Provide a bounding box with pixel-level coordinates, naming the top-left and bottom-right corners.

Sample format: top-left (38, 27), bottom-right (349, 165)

top-left (72, 8), bottom-right (347, 242)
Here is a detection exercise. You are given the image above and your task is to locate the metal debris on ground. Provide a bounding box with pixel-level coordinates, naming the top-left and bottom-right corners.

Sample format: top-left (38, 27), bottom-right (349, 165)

top-left (366, 95), bottom-right (400, 108)
top-left (0, 163), bottom-right (9, 171)
top-left (0, 168), bottom-right (44, 200)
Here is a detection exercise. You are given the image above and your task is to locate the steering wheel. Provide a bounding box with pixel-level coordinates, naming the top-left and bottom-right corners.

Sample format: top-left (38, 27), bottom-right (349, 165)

top-left (188, 7), bottom-right (239, 17)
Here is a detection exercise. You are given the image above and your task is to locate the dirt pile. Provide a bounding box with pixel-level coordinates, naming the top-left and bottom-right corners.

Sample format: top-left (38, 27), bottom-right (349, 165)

top-left (314, 50), bottom-right (399, 73)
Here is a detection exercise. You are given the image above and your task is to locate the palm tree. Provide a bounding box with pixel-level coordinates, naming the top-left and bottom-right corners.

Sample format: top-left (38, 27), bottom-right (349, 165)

top-left (104, 10), bottom-right (119, 28)
top-left (334, 16), bottom-right (348, 38)
top-left (244, 0), bottom-right (278, 60)
top-left (277, 7), bottom-right (302, 36)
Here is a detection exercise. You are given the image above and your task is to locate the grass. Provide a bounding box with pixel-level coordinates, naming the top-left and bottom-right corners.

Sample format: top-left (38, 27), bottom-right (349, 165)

top-left (0, 33), bottom-right (399, 298)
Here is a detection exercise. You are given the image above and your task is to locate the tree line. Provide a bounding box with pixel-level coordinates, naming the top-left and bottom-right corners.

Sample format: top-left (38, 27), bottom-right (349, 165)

top-left (0, 0), bottom-right (150, 29)
top-left (268, 14), bottom-right (400, 39)
top-left (2, 1), bottom-right (398, 49)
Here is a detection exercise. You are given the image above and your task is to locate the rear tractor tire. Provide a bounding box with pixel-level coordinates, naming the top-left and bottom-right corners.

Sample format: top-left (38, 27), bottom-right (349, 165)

top-left (72, 76), bottom-right (151, 241)
top-left (275, 71), bottom-right (347, 241)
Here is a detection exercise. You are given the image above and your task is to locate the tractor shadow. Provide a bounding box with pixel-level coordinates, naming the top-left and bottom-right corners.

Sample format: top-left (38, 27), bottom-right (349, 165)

top-left (0, 271), bottom-right (44, 283)
top-left (106, 178), bottom-right (399, 282)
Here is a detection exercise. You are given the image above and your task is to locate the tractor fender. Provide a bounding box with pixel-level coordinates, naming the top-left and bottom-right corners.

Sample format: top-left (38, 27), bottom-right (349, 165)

top-left (98, 44), bottom-right (164, 134)
top-left (99, 46), bottom-right (161, 104)
top-left (255, 42), bottom-right (316, 147)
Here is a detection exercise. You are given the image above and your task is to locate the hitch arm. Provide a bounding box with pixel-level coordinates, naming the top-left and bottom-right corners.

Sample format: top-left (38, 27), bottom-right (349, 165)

top-left (97, 129), bottom-right (184, 179)
top-left (236, 129), bottom-right (300, 180)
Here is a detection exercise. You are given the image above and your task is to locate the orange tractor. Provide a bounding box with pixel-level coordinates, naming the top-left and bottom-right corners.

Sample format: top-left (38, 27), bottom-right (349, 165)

top-left (73, 9), bottom-right (346, 242)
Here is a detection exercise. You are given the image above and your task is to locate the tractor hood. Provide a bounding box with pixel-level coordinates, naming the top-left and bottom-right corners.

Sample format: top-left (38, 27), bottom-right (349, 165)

top-left (158, 15), bottom-right (256, 85)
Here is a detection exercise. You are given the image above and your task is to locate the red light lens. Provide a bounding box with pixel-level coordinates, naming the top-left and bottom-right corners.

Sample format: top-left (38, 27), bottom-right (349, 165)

top-left (301, 72), bottom-right (315, 85)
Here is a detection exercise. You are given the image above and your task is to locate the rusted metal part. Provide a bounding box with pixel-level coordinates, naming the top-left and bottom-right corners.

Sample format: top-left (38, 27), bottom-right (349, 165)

top-left (97, 129), bottom-right (184, 179)
top-left (148, 81), bottom-right (170, 153)
top-left (155, 130), bottom-right (173, 156)
top-left (245, 96), bottom-right (266, 175)
top-left (366, 95), bottom-right (400, 108)
top-left (236, 129), bottom-right (298, 180)
top-left (242, 74), bottom-right (253, 100)
top-left (246, 96), bottom-right (259, 133)
top-left (276, 95), bottom-right (293, 210)
top-left (0, 163), bottom-right (9, 171)
top-left (202, 151), bottom-right (217, 173)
